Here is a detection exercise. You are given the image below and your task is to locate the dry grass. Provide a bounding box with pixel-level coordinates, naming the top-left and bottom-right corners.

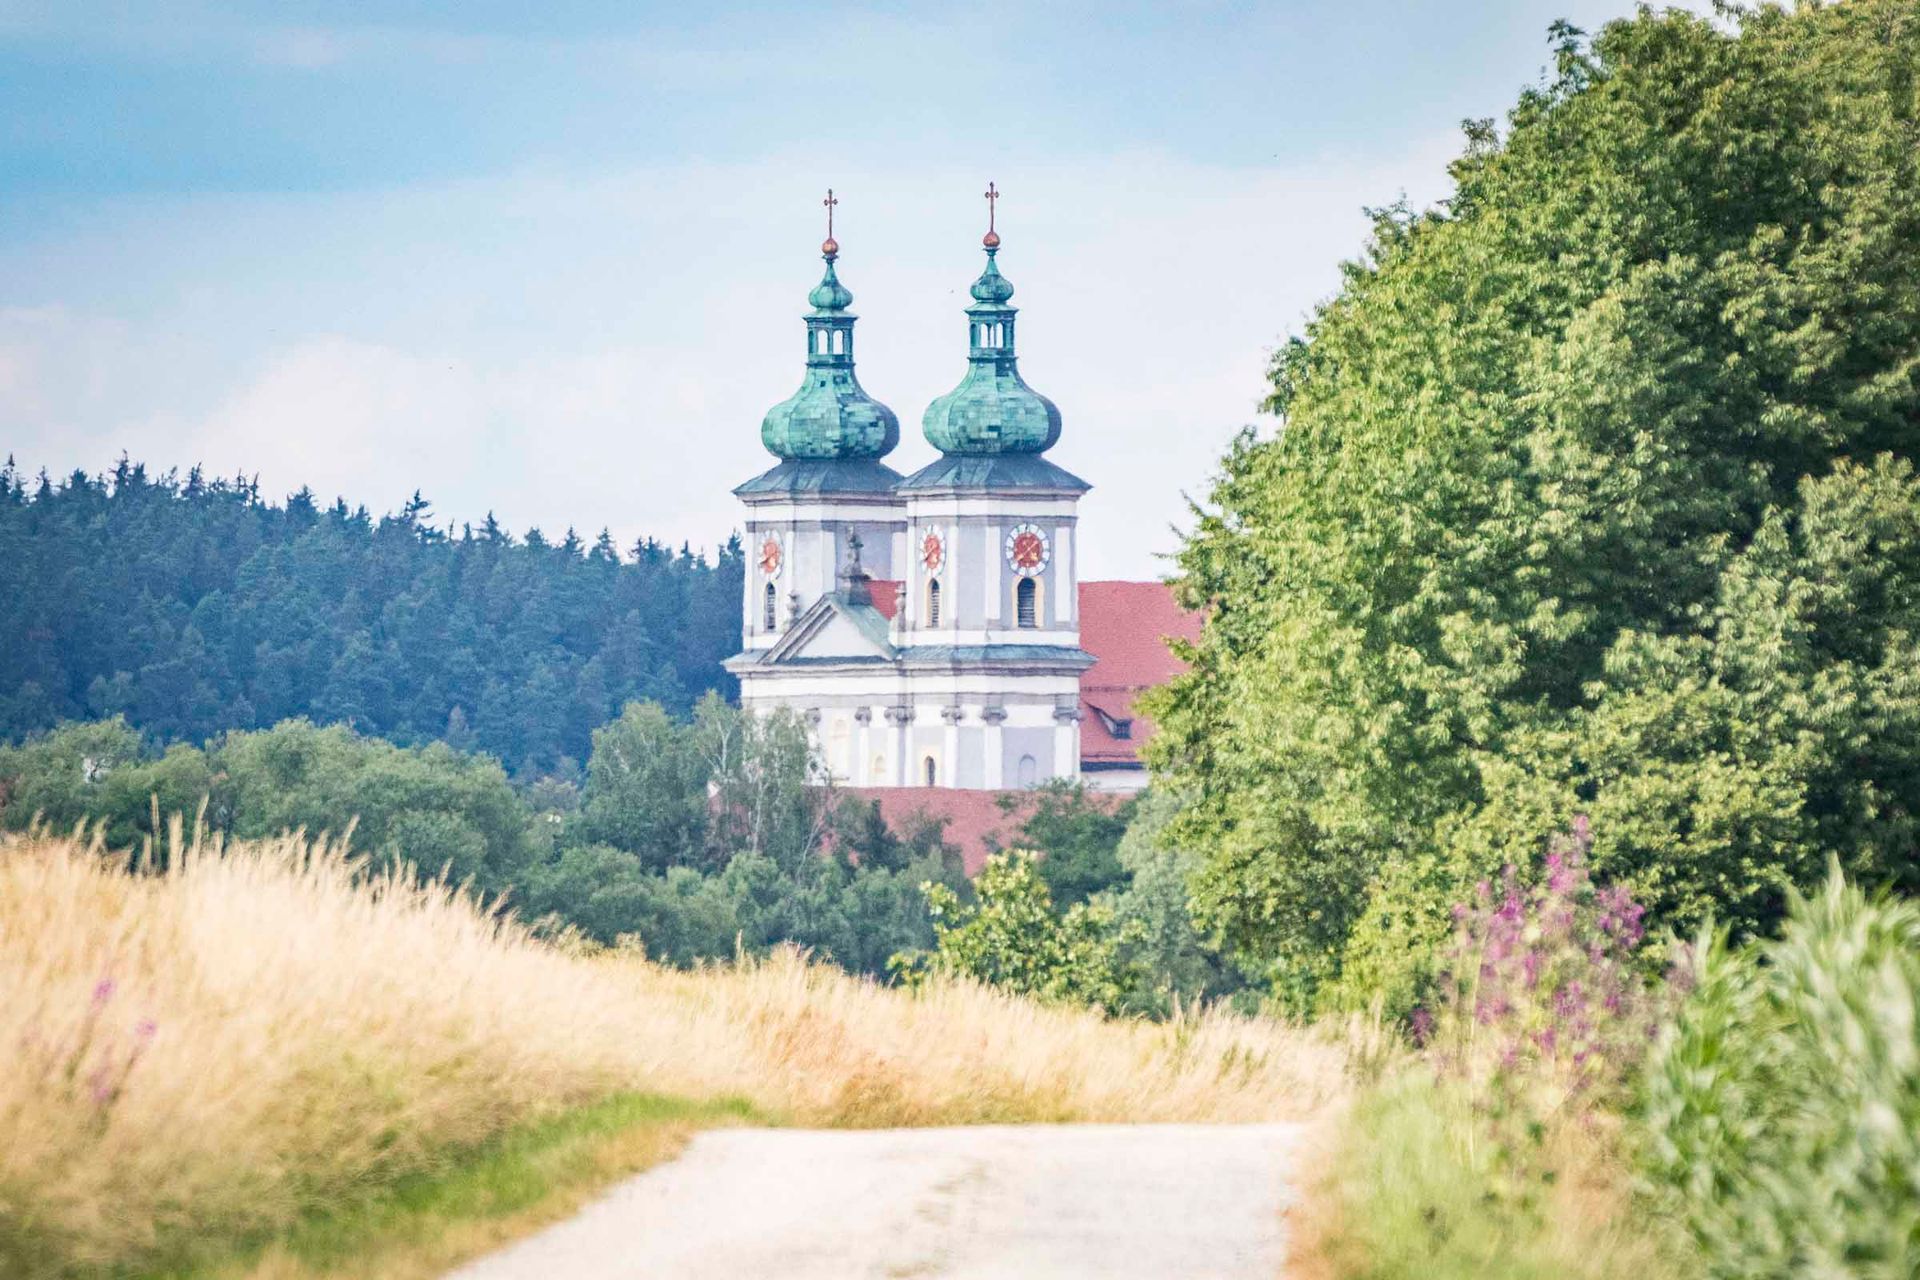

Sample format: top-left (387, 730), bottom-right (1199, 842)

top-left (0, 825), bottom-right (1347, 1277)
top-left (1285, 1069), bottom-right (1695, 1280)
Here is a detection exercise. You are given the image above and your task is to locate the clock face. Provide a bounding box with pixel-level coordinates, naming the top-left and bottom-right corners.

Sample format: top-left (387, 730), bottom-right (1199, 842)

top-left (758, 535), bottom-right (783, 577)
top-left (920, 530), bottom-right (945, 574)
top-left (1004, 523), bottom-right (1050, 573)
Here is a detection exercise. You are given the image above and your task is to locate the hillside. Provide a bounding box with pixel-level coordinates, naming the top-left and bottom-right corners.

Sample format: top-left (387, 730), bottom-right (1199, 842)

top-left (0, 459), bottom-right (742, 775)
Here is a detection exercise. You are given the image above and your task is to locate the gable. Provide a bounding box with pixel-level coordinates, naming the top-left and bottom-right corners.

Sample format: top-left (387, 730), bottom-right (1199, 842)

top-left (760, 593), bottom-right (896, 666)
top-left (796, 609), bottom-right (893, 659)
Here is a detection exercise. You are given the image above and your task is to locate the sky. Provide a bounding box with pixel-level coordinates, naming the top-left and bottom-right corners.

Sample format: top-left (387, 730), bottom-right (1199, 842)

top-left (1, 0), bottom-right (1679, 579)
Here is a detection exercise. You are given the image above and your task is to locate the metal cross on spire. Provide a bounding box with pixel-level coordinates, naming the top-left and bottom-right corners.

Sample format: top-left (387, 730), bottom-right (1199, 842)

top-left (824, 189), bottom-right (838, 238)
top-left (984, 182), bottom-right (999, 233)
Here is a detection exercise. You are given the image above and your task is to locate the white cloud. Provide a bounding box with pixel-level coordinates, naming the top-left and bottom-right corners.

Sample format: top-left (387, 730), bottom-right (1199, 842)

top-left (3, 139), bottom-right (1460, 575)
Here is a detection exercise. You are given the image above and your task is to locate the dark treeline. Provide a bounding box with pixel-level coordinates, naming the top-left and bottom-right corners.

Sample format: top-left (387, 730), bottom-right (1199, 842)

top-left (0, 457), bottom-right (742, 774)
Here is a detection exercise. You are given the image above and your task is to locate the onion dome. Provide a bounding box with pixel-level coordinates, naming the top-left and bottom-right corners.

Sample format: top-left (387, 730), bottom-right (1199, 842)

top-left (759, 235), bottom-right (900, 462)
top-left (807, 256), bottom-right (853, 311)
top-left (920, 232), bottom-right (1061, 456)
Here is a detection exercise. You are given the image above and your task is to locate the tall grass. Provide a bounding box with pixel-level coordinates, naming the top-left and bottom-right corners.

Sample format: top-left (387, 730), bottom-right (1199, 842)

top-left (1642, 866), bottom-right (1920, 1279)
top-left (1288, 827), bottom-right (1697, 1280)
top-left (0, 825), bottom-right (1347, 1277)
top-left (1293, 1070), bottom-right (1688, 1280)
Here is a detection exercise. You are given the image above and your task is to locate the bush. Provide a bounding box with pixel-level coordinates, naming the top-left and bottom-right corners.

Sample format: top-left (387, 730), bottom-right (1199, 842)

top-left (1642, 865), bottom-right (1920, 1279)
top-left (896, 851), bottom-right (1143, 1010)
top-left (1426, 819), bottom-right (1657, 1112)
top-left (1298, 824), bottom-right (1691, 1280)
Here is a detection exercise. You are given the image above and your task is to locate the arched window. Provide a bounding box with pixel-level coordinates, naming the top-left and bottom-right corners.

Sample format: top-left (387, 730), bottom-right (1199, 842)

top-left (923, 755), bottom-right (938, 786)
top-left (764, 582), bottom-right (778, 631)
top-left (926, 577), bottom-right (941, 627)
top-left (1016, 576), bottom-right (1038, 628)
top-left (1017, 753), bottom-right (1038, 787)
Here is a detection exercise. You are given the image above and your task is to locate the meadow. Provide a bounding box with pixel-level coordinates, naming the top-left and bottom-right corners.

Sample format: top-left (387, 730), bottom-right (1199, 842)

top-left (0, 822), bottom-right (1351, 1279)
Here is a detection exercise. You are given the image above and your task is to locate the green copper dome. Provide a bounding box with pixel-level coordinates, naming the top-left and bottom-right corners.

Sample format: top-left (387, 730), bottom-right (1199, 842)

top-left (760, 249), bottom-right (899, 462)
top-left (921, 245), bottom-right (1061, 456)
top-left (807, 258), bottom-right (853, 310)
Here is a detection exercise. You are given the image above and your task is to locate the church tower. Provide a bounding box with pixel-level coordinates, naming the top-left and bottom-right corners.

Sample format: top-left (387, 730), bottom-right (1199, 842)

top-left (893, 185), bottom-right (1092, 787)
top-left (729, 187), bottom-right (1092, 791)
top-left (732, 192), bottom-right (905, 656)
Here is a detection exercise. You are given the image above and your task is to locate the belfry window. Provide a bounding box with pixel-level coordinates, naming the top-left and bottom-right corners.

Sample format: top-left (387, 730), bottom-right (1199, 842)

top-left (923, 756), bottom-right (938, 786)
top-left (926, 578), bottom-right (941, 627)
top-left (1016, 576), bottom-right (1038, 628)
top-left (764, 582), bottom-right (778, 631)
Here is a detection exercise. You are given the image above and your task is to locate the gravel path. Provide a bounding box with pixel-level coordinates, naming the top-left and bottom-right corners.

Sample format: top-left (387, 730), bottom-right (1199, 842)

top-left (446, 1123), bottom-right (1305, 1280)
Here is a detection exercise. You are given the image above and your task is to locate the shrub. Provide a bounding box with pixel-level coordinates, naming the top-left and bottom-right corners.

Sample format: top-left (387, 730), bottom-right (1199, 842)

top-left (1297, 823), bottom-right (1690, 1280)
top-left (895, 851), bottom-right (1143, 1010)
top-left (1427, 818), bottom-right (1658, 1116)
top-left (1642, 864), bottom-right (1920, 1279)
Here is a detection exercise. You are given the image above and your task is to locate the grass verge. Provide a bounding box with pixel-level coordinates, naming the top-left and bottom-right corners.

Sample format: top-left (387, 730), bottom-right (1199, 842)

top-left (2, 826), bottom-right (1348, 1277)
top-left (147, 1092), bottom-right (762, 1280)
top-left (1288, 1070), bottom-right (1694, 1280)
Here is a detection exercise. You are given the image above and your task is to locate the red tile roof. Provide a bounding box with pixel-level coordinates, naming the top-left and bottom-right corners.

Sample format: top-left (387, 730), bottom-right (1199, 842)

top-left (844, 787), bottom-right (1014, 874)
top-left (841, 582), bottom-right (1199, 872)
top-left (1077, 580), bottom-right (1202, 765)
top-left (868, 579), bottom-right (901, 621)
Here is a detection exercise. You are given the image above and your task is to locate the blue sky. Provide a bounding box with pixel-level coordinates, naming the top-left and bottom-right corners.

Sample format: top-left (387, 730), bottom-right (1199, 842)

top-left (2, 1), bottom-right (1686, 577)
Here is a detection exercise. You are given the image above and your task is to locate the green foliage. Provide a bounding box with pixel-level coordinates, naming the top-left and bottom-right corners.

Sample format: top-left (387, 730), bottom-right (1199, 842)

top-left (1642, 866), bottom-right (1920, 1279)
top-left (0, 718), bottom-right (213, 849)
top-left (1147, 2), bottom-right (1920, 1011)
top-left (211, 719), bottom-right (537, 889)
top-left (572, 701), bottom-right (712, 870)
top-left (1101, 790), bottom-right (1249, 1014)
top-left (1317, 1070), bottom-right (1693, 1280)
top-left (831, 797), bottom-right (954, 874)
top-left (0, 716), bottom-right (536, 890)
top-left (898, 851), bottom-right (1143, 1010)
top-left (997, 779), bottom-right (1136, 905)
top-left (0, 458), bottom-right (741, 775)
top-left (521, 698), bottom-right (967, 975)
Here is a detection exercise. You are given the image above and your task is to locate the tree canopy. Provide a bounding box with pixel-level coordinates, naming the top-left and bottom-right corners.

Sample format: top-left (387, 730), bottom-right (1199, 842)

top-left (1147, 2), bottom-right (1920, 1011)
top-left (0, 459), bottom-right (741, 775)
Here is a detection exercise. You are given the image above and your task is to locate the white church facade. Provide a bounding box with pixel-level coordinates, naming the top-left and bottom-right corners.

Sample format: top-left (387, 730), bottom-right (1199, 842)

top-left (726, 194), bottom-right (1187, 799)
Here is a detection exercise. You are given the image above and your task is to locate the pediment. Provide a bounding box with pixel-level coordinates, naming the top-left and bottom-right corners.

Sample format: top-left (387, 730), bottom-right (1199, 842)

top-left (763, 595), bottom-right (896, 664)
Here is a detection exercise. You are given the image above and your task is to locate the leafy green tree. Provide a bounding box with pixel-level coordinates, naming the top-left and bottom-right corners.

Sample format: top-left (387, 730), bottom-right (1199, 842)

top-left (209, 719), bottom-right (536, 891)
top-left (997, 780), bottom-right (1136, 906)
top-left (1148, 2), bottom-right (1920, 1012)
top-left (897, 851), bottom-right (1143, 1010)
top-left (1102, 790), bottom-right (1249, 1014)
top-left (696, 695), bottom-right (833, 871)
top-left (833, 797), bottom-right (960, 874)
top-left (0, 718), bottom-right (214, 849)
top-left (0, 459), bottom-right (742, 774)
top-left (571, 701), bottom-right (710, 870)
top-left (0, 717), bottom-right (536, 890)
top-left (522, 845), bottom-right (743, 963)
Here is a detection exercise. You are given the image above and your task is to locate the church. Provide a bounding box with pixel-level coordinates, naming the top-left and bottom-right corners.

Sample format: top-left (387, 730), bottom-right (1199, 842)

top-left (725, 190), bottom-right (1196, 823)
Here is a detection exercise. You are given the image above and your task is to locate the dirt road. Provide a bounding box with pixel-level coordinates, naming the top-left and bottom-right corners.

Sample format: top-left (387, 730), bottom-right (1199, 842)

top-left (446, 1123), bottom-right (1305, 1279)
